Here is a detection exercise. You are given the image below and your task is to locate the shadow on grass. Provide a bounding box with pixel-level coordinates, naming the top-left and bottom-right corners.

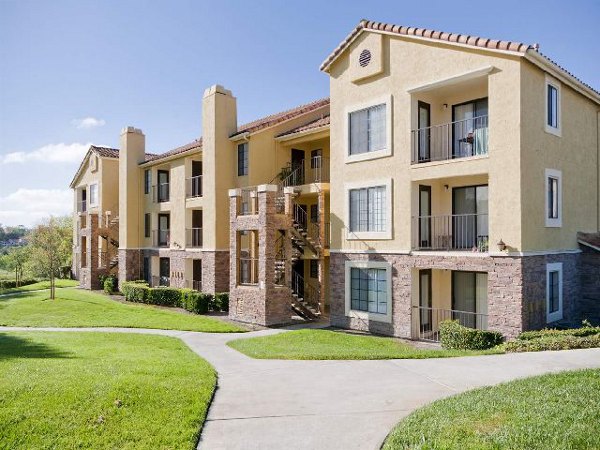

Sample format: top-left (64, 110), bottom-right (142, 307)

top-left (0, 333), bottom-right (73, 360)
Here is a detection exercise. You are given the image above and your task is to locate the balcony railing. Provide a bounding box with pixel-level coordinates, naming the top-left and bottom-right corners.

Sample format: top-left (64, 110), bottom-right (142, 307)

top-left (98, 251), bottom-right (108, 269)
top-left (411, 115), bottom-right (489, 164)
top-left (413, 213), bottom-right (489, 252)
top-left (186, 279), bottom-right (202, 291)
top-left (308, 156), bottom-right (330, 183)
top-left (238, 187), bottom-right (258, 216)
top-left (186, 228), bottom-right (203, 248)
top-left (153, 183), bottom-right (170, 203)
top-left (238, 257), bottom-right (258, 285)
top-left (186, 175), bottom-right (203, 198)
top-left (78, 200), bottom-right (87, 213)
top-left (412, 306), bottom-right (489, 341)
top-left (151, 275), bottom-right (170, 287)
top-left (152, 229), bottom-right (170, 248)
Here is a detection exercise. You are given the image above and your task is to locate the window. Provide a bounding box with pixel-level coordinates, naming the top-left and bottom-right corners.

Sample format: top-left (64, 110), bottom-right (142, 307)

top-left (310, 259), bottom-right (318, 278)
top-left (157, 170), bottom-right (169, 203)
top-left (545, 77), bottom-right (561, 135)
top-left (545, 169), bottom-right (562, 227)
top-left (237, 143), bottom-right (248, 176)
top-left (350, 267), bottom-right (387, 314)
top-left (89, 183), bottom-right (98, 207)
top-left (349, 186), bottom-right (386, 232)
top-left (144, 169), bottom-right (151, 195)
top-left (546, 263), bottom-right (563, 322)
top-left (144, 214), bottom-right (150, 238)
top-left (349, 103), bottom-right (386, 156)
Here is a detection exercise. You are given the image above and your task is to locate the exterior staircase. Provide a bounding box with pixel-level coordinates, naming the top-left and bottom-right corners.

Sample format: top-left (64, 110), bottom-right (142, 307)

top-left (98, 215), bottom-right (119, 273)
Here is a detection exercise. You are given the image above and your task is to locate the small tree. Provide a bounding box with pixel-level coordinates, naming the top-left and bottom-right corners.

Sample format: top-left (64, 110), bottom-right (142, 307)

top-left (28, 216), bottom-right (71, 299)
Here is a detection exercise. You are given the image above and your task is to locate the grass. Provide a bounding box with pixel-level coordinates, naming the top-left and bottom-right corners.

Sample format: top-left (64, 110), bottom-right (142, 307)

top-left (0, 278), bottom-right (79, 294)
top-left (0, 288), bottom-right (245, 332)
top-left (382, 369), bottom-right (600, 450)
top-left (227, 329), bottom-right (502, 360)
top-left (0, 331), bottom-right (216, 449)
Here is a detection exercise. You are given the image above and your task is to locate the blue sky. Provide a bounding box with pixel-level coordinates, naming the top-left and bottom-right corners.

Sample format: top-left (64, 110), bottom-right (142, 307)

top-left (0, 0), bottom-right (598, 226)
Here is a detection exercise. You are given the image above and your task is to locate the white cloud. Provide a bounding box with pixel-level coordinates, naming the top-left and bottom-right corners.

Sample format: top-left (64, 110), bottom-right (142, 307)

top-left (0, 142), bottom-right (91, 165)
top-left (0, 188), bottom-right (73, 227)
top-left (72, 117), bottom-right (106, 129)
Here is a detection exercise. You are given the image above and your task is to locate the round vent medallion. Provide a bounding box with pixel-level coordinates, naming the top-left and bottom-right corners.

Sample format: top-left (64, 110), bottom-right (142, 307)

top-left (359, 49), bottom-right (371, 67)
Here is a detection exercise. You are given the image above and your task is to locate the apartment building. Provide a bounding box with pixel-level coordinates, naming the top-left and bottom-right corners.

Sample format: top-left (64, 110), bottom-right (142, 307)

top-left (322, 20), bottom-right (600, 339)
top-left (72, 86), bottom-right (331, 322)
top-left (72, 19), bottom-right (600, 340)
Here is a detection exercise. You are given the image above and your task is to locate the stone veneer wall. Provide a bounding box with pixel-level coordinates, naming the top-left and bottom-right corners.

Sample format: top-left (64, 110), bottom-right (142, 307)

top-left (228, 187), bottom-right (294, 326)
top-left (577, 245), bottom-right (600, 324)
top-left (118, 249), bottom-right (142, 290)
top-left (329, 251), bottom-right (583, 339)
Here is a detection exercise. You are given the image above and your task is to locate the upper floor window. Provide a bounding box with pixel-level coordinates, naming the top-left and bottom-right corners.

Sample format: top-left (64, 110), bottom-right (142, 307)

top-left (545, 169), bottom-right (562, 227)
top-left (157, 170), bottom-right (170, 203)
top-left (546, 262), bottom-right (563, 322)
top-left (144, 213), bottom-right (151, 238)
top-left (349, 103), bottom-right (386, 156)
top-left (238, 143), bottom-right (248, 176)
top-left (349, 185), bottom-right (386, 233)
top-left (89, 183), bottom-right (98, 207)
top-left (144, 169), bottom-right (151, 195)
top-left (545, 77), bottom-right (561, 136)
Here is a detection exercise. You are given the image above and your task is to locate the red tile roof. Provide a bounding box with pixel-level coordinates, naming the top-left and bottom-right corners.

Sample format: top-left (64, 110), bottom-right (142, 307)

top-left (320, 19), bottom-right (531, 72)
top-left (232, 97), bottom-right (330, 137)
top-left (90, 145), bottom-right (157, 161)
top-left (578, 232), bottom-right (600, 251)
top-left (142, 139), bottom-right (202, 164)
top-left (277, 114), bottom-right (330, 138)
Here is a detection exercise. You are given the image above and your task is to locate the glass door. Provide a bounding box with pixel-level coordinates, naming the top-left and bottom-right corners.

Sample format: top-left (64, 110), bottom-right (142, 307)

top-left (419, 185), bottom-right (431, 248)
top-left (452, 185), bottom-right (488, 250)
top-left (419, 269), bottom-right (432, 332)
top-left (452, 98), bottom-right (488, 158)
top-left (417, 101), bottom-right (431, 161)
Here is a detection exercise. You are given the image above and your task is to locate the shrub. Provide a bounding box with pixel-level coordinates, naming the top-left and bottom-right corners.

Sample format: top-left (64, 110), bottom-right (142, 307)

top-left (506, 334), bottom-right (600, 352)
top-left (147, 287), bottom-right (182, 307)
top-left (215, 292), bottom-right (229, 312)
top-left (0, 279), bottom-right (37, 290)
top-left (517, 326), bottom-right (600, 341)
top-left (121, 281), bottom-right (149, 303)
top-left (103, 276), bottom-right (117, 294)
top-left (181, 290), bottom-right (210, 314)
top-left (439, 320), bottom-right (504, 350)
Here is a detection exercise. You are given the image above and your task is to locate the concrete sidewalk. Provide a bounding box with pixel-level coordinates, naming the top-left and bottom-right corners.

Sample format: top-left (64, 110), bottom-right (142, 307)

top-left (2, 326), bottom-right (600, 450)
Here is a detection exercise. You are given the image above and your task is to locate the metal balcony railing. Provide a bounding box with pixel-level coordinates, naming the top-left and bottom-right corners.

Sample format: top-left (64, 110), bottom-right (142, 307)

top-left (153, 183), bottom-right (170, 203)
top-left (238, 257), bottom-right (258, 285)
top-left (308, 156), bottom-right (330, 183)
top-left (412, 306), bottom-right (489, 341)
top-left (238, 187), bottom-right (258, 216)
top-left (411, 115), bottom-right (489, 164)
top-left (186, 279), bottom-right (202, 291)
top-left (413, 213), bottom-right (489, 252)
top-left (186, 175), bottom-right (202, 198)
top-left (186, 228), bottom-right (203, 248)
top-left (151, 275), bottom-right (170, 287)
top-left (152, 229), bottom-right (170, 248)
top-left (78, 200), bottom-right (87, 213)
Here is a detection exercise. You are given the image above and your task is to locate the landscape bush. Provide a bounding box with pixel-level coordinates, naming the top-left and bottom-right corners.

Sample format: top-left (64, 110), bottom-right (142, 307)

top-left (102, 276), bottom-right (117, 294)
top-left (0, 279), bottom-right (37, 290)
top-left (181, 290), bottom-right (211, 314)
top-left (215, 292), bottom-right (229, 312)
top-left (439, 320), bottom-right (504, 350)
top-left (121, 281), bottom-right (150, 303)
top-left (147, 287), bottom-right (182, 307)
top-left (506, 322), bottom-right (600, 352)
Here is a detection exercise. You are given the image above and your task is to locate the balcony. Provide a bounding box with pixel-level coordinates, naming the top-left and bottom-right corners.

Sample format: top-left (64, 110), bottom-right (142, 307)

top-left (412, 306), bottom-right (488, 341)
top-left (411, 115), bottom-right (488, 164)
top-left (413, 213), bottom-right (489, 252)
top-left (78, 200), bottom-right (87, 213)
top-left (239, 257), bottom-right (258, 285)
top-left (186, 228), bottom-right (203, 248)
top-left (186, 175), bottom-right (202, 198)
top-left (153, 183), bottom-right (170, 203)
top-left (280, 155), bottom-right (330, 187)
top-left (152, 229), bottom-right (170, 248)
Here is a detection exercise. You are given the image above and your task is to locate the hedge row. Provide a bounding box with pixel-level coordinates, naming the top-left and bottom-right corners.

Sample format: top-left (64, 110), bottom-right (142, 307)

top-left (0, 279), bottom-right (37, 290)
top-left (506, 322), bottom-right (600, 352)
top-left (439, 320), bottom-right (504, 350)
top-left (121, 281), bottom-right (229, 314)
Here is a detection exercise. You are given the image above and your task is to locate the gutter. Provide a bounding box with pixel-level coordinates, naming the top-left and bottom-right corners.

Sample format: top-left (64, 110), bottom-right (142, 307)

top-left (275, 124), bottom-right (330, 142)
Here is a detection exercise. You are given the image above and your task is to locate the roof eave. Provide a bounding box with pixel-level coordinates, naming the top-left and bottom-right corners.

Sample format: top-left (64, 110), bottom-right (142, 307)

top-left (275, 124), bottom-right (330, 142)
top-left (138, 147), bottom-right (202, 168)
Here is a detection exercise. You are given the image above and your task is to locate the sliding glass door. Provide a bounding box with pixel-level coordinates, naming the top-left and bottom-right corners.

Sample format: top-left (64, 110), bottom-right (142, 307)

top-left (452, 271), bottom-right (488, 329)
top-left (452, 98), bottom-right (488, 158)
top-left (452, 185), bottom-right (488, 250)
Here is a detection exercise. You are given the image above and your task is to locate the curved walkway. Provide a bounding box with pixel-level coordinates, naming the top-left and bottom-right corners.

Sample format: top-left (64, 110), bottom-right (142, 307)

top-left (2, 326), bottom-right (600, 450)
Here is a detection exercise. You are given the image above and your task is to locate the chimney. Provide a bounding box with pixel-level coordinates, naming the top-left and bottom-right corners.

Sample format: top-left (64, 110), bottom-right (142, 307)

top-left (201, 85), bottom-right (237, 251)
top-left (119, 126), bottom-right (145, 249)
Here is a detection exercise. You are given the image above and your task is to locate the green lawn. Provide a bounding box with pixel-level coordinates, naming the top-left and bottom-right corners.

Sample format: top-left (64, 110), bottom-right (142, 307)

top-left (0, 331), bottom-right (216, 449)
top-left (0, 278), bottom-right (79, 294)
top-left (383, 369), bottom-right (600, 450)
top-left (0, 288), bottom-right (244, 332)
top-left (227, 329), bottom-right (502, 360)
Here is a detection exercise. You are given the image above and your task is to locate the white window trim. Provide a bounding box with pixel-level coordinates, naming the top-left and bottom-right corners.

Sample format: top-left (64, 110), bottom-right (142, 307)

top-left (345, 260), bottom-right (392, 323)
top-left (88, 182), bottom-right (99, 207)
top-left (545, 168), bottom-right (562, 228)
top-left (544, 75), bottom-right (561, 137)
top-left (344, 95), bottom-right (393, 164)
top-left (344, 178), bottom-right (393, 240)
top-left (546, 262), bottom-right (563, 323)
